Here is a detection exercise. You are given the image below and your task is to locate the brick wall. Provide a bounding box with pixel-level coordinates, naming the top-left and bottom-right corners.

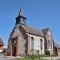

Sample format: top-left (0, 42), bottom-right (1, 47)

top-left (0, 45), bottom-right (3, 50)
top-left (57, 48), bottom-right (60, 56)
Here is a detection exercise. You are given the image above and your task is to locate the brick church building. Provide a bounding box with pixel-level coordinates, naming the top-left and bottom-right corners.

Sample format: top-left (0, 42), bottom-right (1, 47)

top-left (8, 5), bottom-right (60, 56)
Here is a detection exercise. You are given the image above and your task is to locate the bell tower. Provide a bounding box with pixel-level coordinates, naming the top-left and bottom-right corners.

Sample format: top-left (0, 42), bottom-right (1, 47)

top-left (16, 3), bottom-right (27, 25)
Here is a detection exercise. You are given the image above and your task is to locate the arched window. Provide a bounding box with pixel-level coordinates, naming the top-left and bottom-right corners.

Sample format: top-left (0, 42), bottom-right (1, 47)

top-left (50, 40), bottom-right (53, 49)
top-left (40, 39), bottom-right (43, 49)
top-left (31, 37), bottom-right (34, 50)
top-left (48, 40), bottom-right (50, 49)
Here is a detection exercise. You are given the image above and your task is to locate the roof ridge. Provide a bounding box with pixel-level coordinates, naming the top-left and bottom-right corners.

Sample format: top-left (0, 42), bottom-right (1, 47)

top-left (41, 27), bottom-right (49, 30)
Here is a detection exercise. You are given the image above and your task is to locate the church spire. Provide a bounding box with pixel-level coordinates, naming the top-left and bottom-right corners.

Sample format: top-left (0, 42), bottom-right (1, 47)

top-left (15, 1), bottom-right (27, 25)
top-left (18, 1), bottom-right (23, 16)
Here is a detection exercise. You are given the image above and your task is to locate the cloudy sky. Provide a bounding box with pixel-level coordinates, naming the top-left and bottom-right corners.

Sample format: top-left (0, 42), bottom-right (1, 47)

top-left (0, 0), bottom-right (60, 45)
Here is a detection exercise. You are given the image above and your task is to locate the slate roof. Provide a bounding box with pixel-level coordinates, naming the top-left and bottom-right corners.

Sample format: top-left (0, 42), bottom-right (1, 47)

top-left (21, 25), bottom-right (44, 37)
top-left (0, 38), bottom-right (4, 45)
top-left (41, 28), bottom-right (49, 36)
top-left (54, 42), bottom-right (60, 48)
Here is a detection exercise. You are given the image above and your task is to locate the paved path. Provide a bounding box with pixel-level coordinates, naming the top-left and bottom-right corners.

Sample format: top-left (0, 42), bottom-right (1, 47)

top-left (43, 57), bottom-right (60, 60)
top-left (0, 55), bottom-right (60, 60)
top-left (0, 56), bottom-right (14, 60)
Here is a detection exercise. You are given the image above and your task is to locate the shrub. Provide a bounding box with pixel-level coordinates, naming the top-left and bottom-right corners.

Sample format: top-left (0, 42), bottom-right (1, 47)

top-left (4, 52), bottom-right (11, 56)
top-left (45, 50), bottom-right (50, 55)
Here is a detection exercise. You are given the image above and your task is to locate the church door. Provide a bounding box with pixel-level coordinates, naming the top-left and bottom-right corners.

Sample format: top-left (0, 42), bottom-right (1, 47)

top-left (12, 38), bottom-right (17, 56)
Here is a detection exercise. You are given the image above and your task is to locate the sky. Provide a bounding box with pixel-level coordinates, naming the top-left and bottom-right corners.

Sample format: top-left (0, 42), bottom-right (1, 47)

top-left (0, 0), bottom-right (60, 45)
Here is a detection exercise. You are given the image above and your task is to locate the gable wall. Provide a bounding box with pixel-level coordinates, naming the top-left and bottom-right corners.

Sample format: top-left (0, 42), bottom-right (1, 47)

top-left (45, 30), bottom-right (54, 55)
top-left (19, 26), bottom-right (28, 56)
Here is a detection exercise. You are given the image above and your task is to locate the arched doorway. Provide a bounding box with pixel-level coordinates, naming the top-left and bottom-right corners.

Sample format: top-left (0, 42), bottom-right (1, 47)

top-left (12, 38), bottom-right (17, 56)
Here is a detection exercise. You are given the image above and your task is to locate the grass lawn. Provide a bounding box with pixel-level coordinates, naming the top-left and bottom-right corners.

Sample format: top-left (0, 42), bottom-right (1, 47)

top-left (15, 57), bottom-right (49, 60)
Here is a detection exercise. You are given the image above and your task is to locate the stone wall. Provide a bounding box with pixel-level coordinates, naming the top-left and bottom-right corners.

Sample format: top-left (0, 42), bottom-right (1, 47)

top-left (27, 33), bottom-right (44, 55)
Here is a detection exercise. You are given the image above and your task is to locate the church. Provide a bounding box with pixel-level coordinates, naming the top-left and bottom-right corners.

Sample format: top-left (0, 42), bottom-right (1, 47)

top-left (8, 5), bottom-right (59, 56)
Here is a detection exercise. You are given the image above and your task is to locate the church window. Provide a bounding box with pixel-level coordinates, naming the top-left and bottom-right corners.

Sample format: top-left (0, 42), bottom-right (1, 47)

top-left (40, 39), bottom-right (43, 49)
top-left (31, 37), bottom-right (34, 50)
top-left (48, 40), bottom-right (50, 49)
top-left (51, 40), bottom-right (53, 49)
top-left (16, 18), bottom-right (20, 24)
top-left (48, 40), bottom-right (52, 49)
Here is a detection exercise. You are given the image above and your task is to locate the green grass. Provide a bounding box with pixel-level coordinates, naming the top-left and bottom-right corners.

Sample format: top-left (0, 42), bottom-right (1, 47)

top-left (15, 54), bottom-right (57, 60)
top-left (15, 57), bottom-right (49, 60)
top-left (15, 54), bottom-right (51, 60)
